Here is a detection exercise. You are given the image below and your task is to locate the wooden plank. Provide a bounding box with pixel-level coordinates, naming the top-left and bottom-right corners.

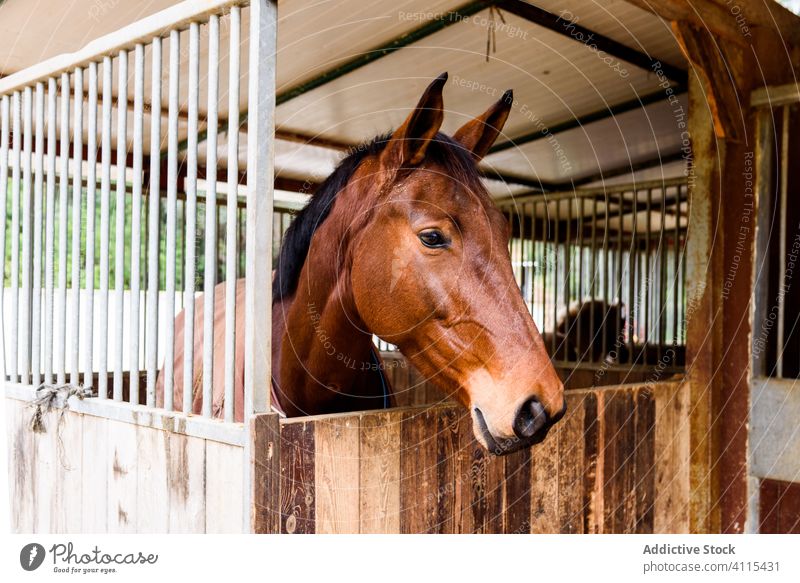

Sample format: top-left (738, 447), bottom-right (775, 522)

top-left (250, 413), bottom-right (281, 533)
top-left (135, 425), bottom-right (169, 533)
top-left (315, 415), bottom-right (360, 533)
top-left (434, 406), bottom-right (460, 533)
top-left (529, 412), bottom-right (559, 533)
top-left (634, 387), bottom-right (656, 533)
top-left (107, 419), bottom-right (138, 533)
top-left (279, 421), bottom-right (315, 533)
top-left (503, 446), bottom-right (532, 533)
top-left (166, 432), bottom-right (206, 533)
top-left (359, 411), bottom-right (400, 533)
top-left (33, 409), bottom-right (56, 533)
top-left (558, 392), bottom-right (586, 533)
top-left (6, 398), bottom-right (36, 532)
top-left (52, 409), bottom-right (83, 533)
top-left (654, 381), bottom-right (690, 532)
top-left (81, 414), bottom-right (108, 532)
top-left (399, 408), bottom-right (437, 533)
top-left (582, 391), bottom-right (601, 534)
top-left (602, 388), bottom-right (637, 533)
top-left (206, 441), bottom-right (244, 533)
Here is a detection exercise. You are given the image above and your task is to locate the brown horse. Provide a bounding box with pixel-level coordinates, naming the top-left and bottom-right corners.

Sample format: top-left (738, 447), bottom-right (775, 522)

top-left (158, 73), bottom-right (565, 454)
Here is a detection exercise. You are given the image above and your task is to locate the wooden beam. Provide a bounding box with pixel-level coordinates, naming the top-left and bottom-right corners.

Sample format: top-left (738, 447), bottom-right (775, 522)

top-left (672, 20), bottom-right (745, 141)
top-left (497, 0), bottom-right (687, 83)
top-left (624, 0), bottom-right (800, 47)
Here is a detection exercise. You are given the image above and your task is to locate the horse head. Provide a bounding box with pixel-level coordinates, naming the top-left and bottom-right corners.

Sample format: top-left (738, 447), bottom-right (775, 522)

top-left (342, 73), bottom-right (565, 453)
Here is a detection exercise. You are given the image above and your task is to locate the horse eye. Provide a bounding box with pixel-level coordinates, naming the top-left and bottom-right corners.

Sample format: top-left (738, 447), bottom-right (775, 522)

top-left (418, 229), bottom-right (449, 249)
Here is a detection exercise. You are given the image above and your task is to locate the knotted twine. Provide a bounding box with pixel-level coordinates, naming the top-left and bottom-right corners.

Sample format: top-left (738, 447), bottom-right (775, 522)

top-left (29, 383), bottom-right (94, 433)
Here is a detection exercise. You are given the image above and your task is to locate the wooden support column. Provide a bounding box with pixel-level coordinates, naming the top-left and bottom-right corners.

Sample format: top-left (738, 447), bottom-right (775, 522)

top-left (684, 71), bottom-right (723, 534)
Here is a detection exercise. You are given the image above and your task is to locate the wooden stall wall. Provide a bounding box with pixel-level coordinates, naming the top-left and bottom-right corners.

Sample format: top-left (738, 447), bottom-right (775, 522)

top-left (268, 380), bottom-right (690, 534)
top-left (5, 397), bottom-right (244, 534)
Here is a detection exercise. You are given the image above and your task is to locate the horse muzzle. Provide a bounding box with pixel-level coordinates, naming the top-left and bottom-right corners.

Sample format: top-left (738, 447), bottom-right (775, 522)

top-left (472, 398), bottom-right (567, 456)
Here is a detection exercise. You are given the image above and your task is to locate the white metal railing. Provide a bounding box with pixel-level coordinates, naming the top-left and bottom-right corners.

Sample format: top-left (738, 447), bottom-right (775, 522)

top-left (0, 0), bottom-right (276, 427)
top-left (495, 177), bottom-right (688, 369)
top-left (751, 84), bottom-right (800, 379)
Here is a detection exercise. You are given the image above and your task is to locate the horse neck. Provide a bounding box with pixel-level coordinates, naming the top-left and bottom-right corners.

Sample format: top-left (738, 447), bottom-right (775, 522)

top-left (273, 187), bottom-right (381, 416)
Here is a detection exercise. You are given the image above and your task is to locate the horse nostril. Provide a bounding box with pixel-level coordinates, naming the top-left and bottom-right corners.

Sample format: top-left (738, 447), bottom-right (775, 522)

top-left (513, 398), bottom-right (549, 439)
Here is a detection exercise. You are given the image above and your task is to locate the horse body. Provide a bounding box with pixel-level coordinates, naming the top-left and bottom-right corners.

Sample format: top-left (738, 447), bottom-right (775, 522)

top-left (158, 73), bottom-right (565, 453)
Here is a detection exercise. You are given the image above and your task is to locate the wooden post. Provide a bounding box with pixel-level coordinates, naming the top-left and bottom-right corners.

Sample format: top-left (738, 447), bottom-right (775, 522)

top-left (684, 70), bottom-right (722, 534)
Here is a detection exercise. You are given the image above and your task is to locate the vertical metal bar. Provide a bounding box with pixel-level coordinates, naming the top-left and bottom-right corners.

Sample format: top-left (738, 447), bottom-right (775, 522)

top-left (129, 44), bottom-right (144, 403)
top-left (44, 79), bottom-right (57, 386)
top-left (163, 31), bottom-right (180, 412)
top-left (20, 87), bottom-right (34, 384)
top-left (69, 69), bottom-right (83, 385)
top-left (56, 76), bottom-right (69, 385)
top-left (146, 37), bottom-right (162, 406)
top-left (628, 190), bottom-right (636, 364)
top-left (203, 16), bottom-right (221, 418)
top-left (659, 185), bottom-right (667, 358)
top-left (224, 5), bottom-right (241, 423)
top-left (616, 191), bottom-right (624, 360)
top-left (672, 186), bottom-right (681, 352)
top-left (83, 63), bottom-right (98, 389)
top-left (577, 197), bottom-right (584, 360)
top-left (0, 96), bottom-right (8, 382)
top-left (644, 188), bottom-right (652, 352)
top-left (9, 91), bottom-right (20, 383)
top-left (553, 200), bottom-right (560, 357)
top-left (98, 57), bottom-right (113, 399)
top-left (776, 106), bottom-right (789, 377)
top-left (590, 196), bottom-right (598, 362)
top-left (184, 23), bottom-right (200, 415)
top-left (113, 51), bottom-right (128, 400)
top-left (31, 83), bottom-right (45, 387)
top-left (245, 1), bottom-right (278, 534)
top-left (564, 198), bottom-right (571, 358)
top-left (245, 0), bottom-right (276, 418)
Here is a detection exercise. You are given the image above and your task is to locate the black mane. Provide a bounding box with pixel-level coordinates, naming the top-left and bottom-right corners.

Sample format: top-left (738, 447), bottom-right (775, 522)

top-left (272, 131), bottom-right (482, 303)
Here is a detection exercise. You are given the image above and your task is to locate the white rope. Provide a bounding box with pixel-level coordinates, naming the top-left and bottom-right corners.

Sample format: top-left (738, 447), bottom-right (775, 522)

top-left (29, 382), bottom-right (93, 433)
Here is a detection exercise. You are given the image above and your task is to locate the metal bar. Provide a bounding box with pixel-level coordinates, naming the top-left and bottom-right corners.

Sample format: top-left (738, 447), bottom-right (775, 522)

top-left (20, 86), bottom-right (33, 384)
top-left (183, 22), bottom-right (200, 415)
top-left (601, 191), bottom-right (609, 360)
top-left (553, 200), bottom-right (560, 356)
top-left (627, 190), bottom-right (637, 363)
top-left (776, 105), bottom-right (789, 377)
top-left (56, 76), bottom-right (69, 385)
top-left (114, 51), bottom-right (128, 400)
top-left (0, 97), bottom-right (8, 381)
top-left (244, 0), bottom-right (277, 421)
top-left (224, 5), bottom-right (241, 423)
top-left (496, 0), bottom-right (687, 84)
top-left (495, 176), bottom-right (688, 206)
top-left (0, 0), bottom-right (250, 96)
top-left (179, 0), bottom-right (492, 157)
top-left (616, 192), bottom-right (624, 360)
top-left (202, 17), bottom-right (221, 418)
top-left (146, 37), bottom-right (162, 407)
top-left (69, 71), bottom-right (84, 385)
top-left (129, 44), bottom-right (145, 402)
top-left (98, 57), bottom-right (113, 399)
top-left (590, 196), bottom-right (598, 362)
top-left (564, 198), bottom-right (572, 358)
top-left (644, 187), bottom-right (652, 350)
top-left (83, 62), bottom-right (98, 389)
top-left (31, 83), bottom-right (45, 387)
top-left (44, 79), bottom-right (57, 386)
top-left (659, 186), bottom-right (667, 358)
top-left (10, 91), bottom-right (20, 383)
top-left (576, 198), bottom-right (584, 360)
top-left (163, 31), bottom-right (180, 412)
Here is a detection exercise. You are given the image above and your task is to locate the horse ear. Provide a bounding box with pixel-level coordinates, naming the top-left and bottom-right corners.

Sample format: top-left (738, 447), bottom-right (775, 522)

top-left (383, 72), bottom-right (448, 167)
top-left (453, 90), bottom-right (513, 162)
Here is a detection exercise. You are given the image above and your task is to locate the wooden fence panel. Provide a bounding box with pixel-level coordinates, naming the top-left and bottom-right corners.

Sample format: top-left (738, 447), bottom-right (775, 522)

top-left (266, 380), bottom-right (687, 534)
